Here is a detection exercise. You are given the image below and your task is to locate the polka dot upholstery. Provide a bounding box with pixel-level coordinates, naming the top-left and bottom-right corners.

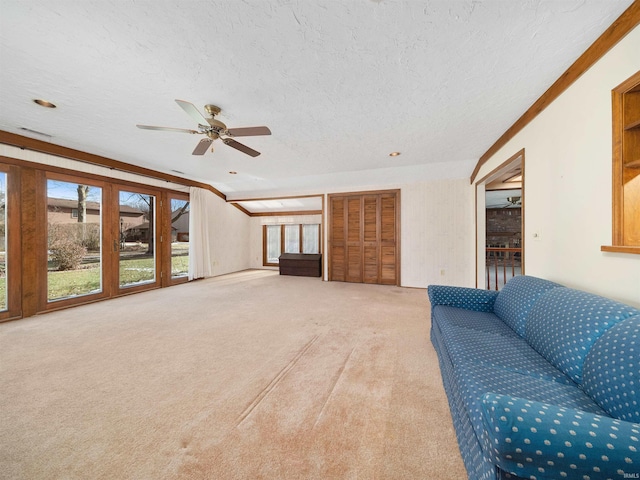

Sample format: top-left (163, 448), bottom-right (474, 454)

top-left (481, 393), bottom-right (640, 480)
top-left (428, 285), bottom-right (499, 313)
top-left (493, 275), bottom-right (562, 337)
top-left (432, 305), bottom-right (519, 338)
top-left (583, 315), bottom-right (640, 423)
top-left (428, 276), bottom-right (640, 480)
top-left (526, 288), bottom-right (639, 385)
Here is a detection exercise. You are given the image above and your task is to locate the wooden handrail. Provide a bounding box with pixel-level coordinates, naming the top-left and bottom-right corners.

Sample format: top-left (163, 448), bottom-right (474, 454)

top-left (485, 247), bottom-right (522, 290)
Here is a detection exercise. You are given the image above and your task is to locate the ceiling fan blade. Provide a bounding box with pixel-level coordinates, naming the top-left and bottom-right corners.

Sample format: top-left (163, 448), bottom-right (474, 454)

top-left (192, 138), bottom-right (213, 155)
top-left (175, 99), bottom-right (210, 126)
top-left (226, 126), bottom-right (271, 137)
top-left (223, 138), bottom-right (260, 157)
top-left (137, 124), bottom-right (200, 134)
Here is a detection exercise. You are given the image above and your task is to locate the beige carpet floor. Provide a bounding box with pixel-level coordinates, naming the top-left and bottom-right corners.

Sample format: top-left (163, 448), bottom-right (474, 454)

top-left (0, 270), bottom-right (466, 479)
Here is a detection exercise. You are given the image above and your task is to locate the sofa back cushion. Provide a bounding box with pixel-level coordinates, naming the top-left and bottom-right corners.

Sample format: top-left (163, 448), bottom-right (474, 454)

top-left (525, 288), bottom-right (639, 385)
top-left (582, 315), bottom-right (640, 422)
top-left (493, 275), bottom-right (562, 337)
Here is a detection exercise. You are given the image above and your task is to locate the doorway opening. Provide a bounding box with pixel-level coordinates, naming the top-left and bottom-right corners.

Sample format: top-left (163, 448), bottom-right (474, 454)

top-left (475, 150), bottom-right (524, 290)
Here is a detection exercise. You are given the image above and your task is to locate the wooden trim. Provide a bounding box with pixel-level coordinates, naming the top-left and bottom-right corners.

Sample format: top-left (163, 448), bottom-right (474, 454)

top-left (612, 84), bottom-right (625, 245)
top-left (0, 130), bottom-right (227, 200)
top-left (609, 69), bottom-right (640, 247)
top-left (0, 165), bottom-right (22, 321)
top-left (470, 1), bottom-right (640, 183)
top-left (162, 191), bottom-right (190, 287)
top-left (475, 149), bottom-right (525, 185)
top-left (231, 203), bottom-right (251, 216)
top-left (601, 245), bottom-right (640, 254)
top-left (246, 210), bottom-right (322, 217)
top-left (0, 155), bottom-right (187, 196)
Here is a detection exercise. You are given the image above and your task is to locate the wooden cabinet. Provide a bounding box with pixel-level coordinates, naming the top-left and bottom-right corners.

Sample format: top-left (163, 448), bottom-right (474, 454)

top-left (328, 190), bottom-right (399, 285)
top-left (607, 71), bottom-right (640, 250)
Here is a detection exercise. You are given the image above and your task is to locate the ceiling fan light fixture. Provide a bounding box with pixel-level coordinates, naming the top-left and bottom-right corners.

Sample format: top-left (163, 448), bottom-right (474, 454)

top-left (33, 99), bottom-right (57, 108)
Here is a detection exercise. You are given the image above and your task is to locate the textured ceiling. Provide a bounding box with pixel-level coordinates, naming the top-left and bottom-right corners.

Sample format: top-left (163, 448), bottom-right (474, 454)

top-left (0, 0), bottom-right (633, 200)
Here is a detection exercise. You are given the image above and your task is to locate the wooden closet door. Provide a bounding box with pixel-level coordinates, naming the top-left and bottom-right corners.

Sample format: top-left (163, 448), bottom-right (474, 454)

top-left (330, 196), bottom-right (346, 281)
top-left (329, 190), bottom-right (399, 285)
top-left (380, 193), bottom-right (398, 285)
top-left (362, 195), bottom-right (379, 284)
top-left (345, 196), bottom-right (363, 282)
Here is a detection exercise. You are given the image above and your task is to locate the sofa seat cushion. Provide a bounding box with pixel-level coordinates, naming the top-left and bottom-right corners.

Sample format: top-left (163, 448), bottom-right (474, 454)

top-left (526, 288), bottom-right (640, 385)
top-left (436, 322), bottom-right (573, 385)
top-left (492, 275), bottom-right (562, 337)
top-left (583, 315), bottom-right (640, 423)
top-left (432, 305), bottom-right (519, 338)
top-left (452, 363), bottom-right (607, 452)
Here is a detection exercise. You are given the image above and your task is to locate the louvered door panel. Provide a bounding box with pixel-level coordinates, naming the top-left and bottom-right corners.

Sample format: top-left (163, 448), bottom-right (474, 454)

top-left (345, 197), bottom-right (362, 282)
top-left (330, 197), bottom-right (345, 281)
top-left (380, 194), bottom-right (397, 284)
top-left (329, 190), bottom-right (398, 285)
top-left (363, 195), bottom-right (379, 283)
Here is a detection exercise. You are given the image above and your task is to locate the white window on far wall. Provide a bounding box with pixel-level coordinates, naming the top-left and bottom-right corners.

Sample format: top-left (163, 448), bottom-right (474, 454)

top-left (263, 223), bottom-right (321, 265)
top-left (284, 225), bottom-right (300, 254)
top-left (266, 225), bottom-right (281, 264)
top-left (302, 224), bottom-right (319, 254)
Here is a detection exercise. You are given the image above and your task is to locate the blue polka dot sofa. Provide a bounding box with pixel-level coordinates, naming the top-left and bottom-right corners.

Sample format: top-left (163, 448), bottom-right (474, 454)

top-left (428, 275), bottom-right (640, 480)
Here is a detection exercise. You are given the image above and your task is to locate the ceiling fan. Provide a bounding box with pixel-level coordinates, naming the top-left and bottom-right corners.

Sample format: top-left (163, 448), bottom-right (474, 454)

top-left (498, 196), bottom-right (522, 208)
top-left (136, 99), bottom-right (271, 157)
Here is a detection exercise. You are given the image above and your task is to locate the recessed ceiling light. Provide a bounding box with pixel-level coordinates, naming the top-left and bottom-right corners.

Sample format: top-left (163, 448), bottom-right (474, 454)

top-left (229, 171), bottom-right (238, 175)
top-left (389, 151), bottom-right (401, 157)
top-left (33, 99), bottom-right (57, 109)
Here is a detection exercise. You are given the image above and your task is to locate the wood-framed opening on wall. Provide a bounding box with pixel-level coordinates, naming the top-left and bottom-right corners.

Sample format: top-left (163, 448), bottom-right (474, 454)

top-left (602, 70), bottom-right (640, 255)
top-left (263, 223), bottom-right (321, 267)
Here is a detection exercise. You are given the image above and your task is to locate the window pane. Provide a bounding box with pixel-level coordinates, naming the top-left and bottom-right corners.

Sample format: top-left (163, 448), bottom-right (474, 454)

top-left (171, 198), bottom-right (189, 278)
top-left (119, 191), bottom-right (155, 287)
top-left (0, 172), bottom-right (6, 311)
top-left (284, 225), bottom-right (300, 253)
top-left (47, 180), bottom-right (102, 302)
top-left (302, 224), bottom-right (320, 254)
top-left (266, 225), bottom-right (281, 263)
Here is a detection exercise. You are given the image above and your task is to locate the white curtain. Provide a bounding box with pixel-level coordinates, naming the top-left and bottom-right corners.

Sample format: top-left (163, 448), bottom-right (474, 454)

top-left (188, 186), bottom-right (213, 280)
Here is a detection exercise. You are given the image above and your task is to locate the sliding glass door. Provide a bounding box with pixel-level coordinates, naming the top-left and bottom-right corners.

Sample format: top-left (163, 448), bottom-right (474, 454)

top-left (46, 176), bottom-right (105, 303)
top-left (118, 190), bottom-right (158, 289)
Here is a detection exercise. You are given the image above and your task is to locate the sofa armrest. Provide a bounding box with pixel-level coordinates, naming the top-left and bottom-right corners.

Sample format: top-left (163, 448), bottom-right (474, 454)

top-left (481, 393), bottom-right (640, 479)
top-left (427, 285), bottom-right (499, 313)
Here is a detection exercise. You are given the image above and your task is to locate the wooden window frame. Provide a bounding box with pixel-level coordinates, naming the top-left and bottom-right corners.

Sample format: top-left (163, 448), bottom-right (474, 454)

top-left (0, 155), bottom-right (190, 321)
top-left (602, 70), bottom-right (640, 255)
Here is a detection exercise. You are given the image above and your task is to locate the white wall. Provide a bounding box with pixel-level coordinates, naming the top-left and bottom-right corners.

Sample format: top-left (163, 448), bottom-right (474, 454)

top-left (208, 196), bottom-right (251, 276)
top-left (401, 179), bottom-right (475, 288)
top-left (474, 25), bottom-right (640, 307)
top-left (246, 182), bottom-right (476, 289)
